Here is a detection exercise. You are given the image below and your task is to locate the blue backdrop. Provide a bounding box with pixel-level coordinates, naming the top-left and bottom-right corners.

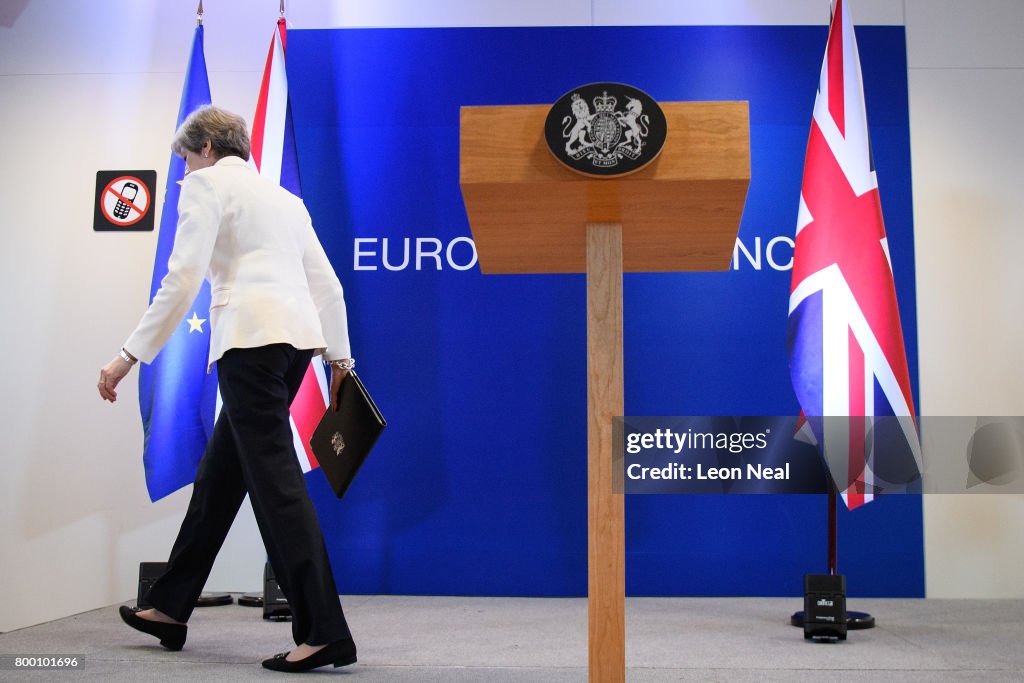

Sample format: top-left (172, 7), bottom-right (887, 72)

top-left (287, 26), bottom-right (923, 597)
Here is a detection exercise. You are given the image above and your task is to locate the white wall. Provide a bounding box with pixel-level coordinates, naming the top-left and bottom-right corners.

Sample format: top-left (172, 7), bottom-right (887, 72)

top-left (1, 0), bottom-right (1020, 632)
top-left (904, 0), bottom-right (1024, 598)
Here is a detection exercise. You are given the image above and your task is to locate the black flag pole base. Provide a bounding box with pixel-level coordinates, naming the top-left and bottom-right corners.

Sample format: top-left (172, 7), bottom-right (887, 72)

top-left (790, 610), bottom-right (876, 630)
top-left (195, 592), bottom-right (233, 607)
top-left (238, 593), bottom-right (264, 607)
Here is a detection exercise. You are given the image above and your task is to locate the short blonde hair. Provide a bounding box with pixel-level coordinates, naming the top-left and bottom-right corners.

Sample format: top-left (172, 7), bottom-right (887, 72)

top-left (171, 105), bottom-right (250, 160)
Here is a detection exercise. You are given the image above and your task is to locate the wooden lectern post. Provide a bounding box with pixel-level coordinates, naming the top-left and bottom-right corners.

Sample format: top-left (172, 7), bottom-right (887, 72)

top-left (460, 101), bottom-right (749, 683)
top-left (586, 222), bottom-right (625, 680)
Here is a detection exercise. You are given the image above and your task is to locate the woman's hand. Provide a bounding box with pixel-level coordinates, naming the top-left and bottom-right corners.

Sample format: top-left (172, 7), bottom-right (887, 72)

top-left (329, 367), bottom-right (349, 412)
top-left (98, 356), bottom-right (135, 402)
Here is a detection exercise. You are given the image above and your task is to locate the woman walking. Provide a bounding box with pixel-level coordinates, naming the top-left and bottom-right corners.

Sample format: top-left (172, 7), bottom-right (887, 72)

top-left (98, 105), bottom-right (357, 673)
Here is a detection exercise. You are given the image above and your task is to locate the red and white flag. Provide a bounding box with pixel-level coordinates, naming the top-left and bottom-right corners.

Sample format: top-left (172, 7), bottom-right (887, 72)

top-left (787, 0), bottom-right (921, 509)
top-left (251, 17), bottom-right (330, 473)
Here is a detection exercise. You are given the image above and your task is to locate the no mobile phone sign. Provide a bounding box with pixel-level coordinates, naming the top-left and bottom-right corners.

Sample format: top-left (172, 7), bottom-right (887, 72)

top-left (94, 170), bottom-right (156, 231)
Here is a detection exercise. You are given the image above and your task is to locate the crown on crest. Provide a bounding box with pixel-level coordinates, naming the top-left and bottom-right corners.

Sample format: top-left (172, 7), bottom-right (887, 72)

top-left (593, 91), bottom-right (617, 113)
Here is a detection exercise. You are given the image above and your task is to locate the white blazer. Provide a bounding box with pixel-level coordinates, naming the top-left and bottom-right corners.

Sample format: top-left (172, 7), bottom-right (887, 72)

top-left (124, 156), bottom-right (350, 369)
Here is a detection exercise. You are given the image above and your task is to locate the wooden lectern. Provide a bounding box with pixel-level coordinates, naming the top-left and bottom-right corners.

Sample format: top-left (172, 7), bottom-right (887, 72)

top-left (459, 101), bottom-right (749, 682)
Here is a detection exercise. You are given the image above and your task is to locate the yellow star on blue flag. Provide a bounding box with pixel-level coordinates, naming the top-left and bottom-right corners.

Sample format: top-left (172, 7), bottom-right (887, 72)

top-left (186, 312), bottom-right (207, 333)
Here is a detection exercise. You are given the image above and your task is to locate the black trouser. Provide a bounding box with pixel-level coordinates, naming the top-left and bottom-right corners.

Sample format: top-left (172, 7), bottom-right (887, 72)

top-left (146, 344), bottom-right (351, 646)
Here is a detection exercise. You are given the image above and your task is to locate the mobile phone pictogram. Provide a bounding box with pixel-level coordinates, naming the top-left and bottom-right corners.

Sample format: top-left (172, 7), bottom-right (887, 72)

top-left (113, 182), bottom-right (140, 219)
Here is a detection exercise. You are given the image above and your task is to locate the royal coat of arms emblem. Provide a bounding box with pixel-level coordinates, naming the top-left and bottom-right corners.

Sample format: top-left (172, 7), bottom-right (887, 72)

top-left (544, 82), bottom-right (667, 177)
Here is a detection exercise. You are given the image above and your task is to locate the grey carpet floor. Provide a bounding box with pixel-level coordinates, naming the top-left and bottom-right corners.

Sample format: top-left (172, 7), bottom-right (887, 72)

top-left (1, 596), bottom-right (1022, 681)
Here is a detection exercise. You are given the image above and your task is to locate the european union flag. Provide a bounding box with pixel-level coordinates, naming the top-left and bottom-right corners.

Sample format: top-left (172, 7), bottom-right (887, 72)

top-left (138, 24), bottom-right (216, 501)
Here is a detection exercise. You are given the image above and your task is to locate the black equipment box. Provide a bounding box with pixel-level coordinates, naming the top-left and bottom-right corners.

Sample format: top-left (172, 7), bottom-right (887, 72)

top-left (263, 562), bottom-right (291, 621)
top-left (803, 573), bottom-right (847, 641)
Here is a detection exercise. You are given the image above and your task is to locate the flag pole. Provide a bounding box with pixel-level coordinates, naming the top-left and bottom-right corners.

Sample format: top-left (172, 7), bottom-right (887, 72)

top-left (829, 485), bottom-right (875, 628)
top-left (191, 0), bottom-right (229, 609)
top-left (827, 487), bottom-right (837, 575)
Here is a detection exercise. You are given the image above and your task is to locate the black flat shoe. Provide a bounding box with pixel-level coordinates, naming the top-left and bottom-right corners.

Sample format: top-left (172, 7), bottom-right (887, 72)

top-left (261, 637), bottom-right (357, 672)
top-left (118, 605), bottom-right (187, 651)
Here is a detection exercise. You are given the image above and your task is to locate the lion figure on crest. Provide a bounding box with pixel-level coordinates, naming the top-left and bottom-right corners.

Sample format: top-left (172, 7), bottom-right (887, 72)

top-left (562, 93), bottom-right (594, 156)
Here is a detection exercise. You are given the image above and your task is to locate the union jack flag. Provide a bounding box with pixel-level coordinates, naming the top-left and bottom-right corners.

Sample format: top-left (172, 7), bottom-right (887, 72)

top-left (787, 0), bottom-right (921, 509)
top-left (250, 16), bottom-right (330, 473)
